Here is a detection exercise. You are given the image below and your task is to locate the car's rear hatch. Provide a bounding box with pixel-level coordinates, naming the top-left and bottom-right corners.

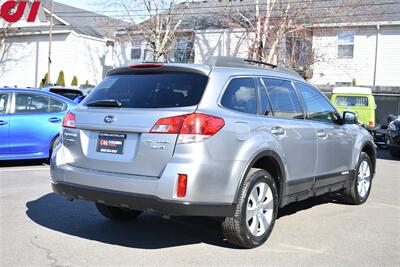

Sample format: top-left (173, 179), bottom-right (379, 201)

top-left (62, 65), bottom-right (210, 177)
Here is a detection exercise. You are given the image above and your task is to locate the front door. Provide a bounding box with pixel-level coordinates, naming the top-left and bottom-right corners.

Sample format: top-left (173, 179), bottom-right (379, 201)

top-left (295, 82), bottom-right (353, 188)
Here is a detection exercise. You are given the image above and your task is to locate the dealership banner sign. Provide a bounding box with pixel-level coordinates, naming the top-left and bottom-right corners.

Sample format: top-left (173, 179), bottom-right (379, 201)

top-left (1, 0), bottom-right (41, 23)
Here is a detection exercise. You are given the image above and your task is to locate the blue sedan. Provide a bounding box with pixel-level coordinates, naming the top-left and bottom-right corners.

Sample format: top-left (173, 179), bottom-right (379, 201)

top-left (0, 88), bottom-right (76, 160)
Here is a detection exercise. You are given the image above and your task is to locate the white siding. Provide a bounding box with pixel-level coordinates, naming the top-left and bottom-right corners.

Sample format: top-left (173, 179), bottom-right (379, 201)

top-left (375, 26), bottom-right (400, 86)
top-left (194, 29), bottom-right (251, 64)
top-left (311, 25), bottom-right (400, 87)
top-left (0, 32), bottom-right (113, 87)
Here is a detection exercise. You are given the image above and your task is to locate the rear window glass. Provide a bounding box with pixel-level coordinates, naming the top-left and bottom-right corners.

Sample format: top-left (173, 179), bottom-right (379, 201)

top-left (83, 72), bottom-right (209, 108)
top-left (50, 89), bottom-right (82, 100)
top-left (335, 96), bottom-right (368, 107)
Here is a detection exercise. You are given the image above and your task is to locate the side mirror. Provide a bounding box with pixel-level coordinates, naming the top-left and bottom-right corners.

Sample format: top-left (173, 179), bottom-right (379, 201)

top-left (73, 95), bottom-right (86, 104)
top-left (343, 111), bottom-right (358, 124)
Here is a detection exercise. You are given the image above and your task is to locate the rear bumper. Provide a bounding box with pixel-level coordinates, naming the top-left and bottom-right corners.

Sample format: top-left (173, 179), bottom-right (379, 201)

top-left (52, 182), bottom-right (236, 217)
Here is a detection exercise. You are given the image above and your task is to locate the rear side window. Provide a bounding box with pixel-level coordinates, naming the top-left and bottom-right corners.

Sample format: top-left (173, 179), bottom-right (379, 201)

top-left (262, 78), bottom-right (303, 119)
top-left (83, 72), bottom-right (208, 108)
top-left (335, 96), bottom-right (368, 107)
top-left (0, 93), bottom-right (9, 114)
top-left (15, 93), bottom-right (67, 114)
top-left (221, 78), bottom-right (257, 114)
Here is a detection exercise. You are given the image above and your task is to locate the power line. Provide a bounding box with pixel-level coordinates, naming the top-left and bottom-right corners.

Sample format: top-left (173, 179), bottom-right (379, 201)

top-left (51, 0), bottom-right (400, 15)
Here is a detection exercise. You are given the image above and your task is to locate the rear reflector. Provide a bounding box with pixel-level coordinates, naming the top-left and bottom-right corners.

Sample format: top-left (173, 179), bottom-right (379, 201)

top-left (63, 111), bottom-right (76, 128)
top-left (150, 113), bottom-right (225, 144)
top-left (129, 63), bottom-right (163, 69)
top-left (177, 174), bottom-right (188, 198)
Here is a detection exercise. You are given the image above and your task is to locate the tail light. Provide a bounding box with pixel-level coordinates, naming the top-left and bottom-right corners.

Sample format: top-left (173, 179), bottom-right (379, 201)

top-left (150, 113), bottom-right (225, 144)
top-left (63, 111), bottom-right (76, 128)
top-left (177, 174), bottom-right (188, 198)
top-left (369, 120), bottom-right (374, 127)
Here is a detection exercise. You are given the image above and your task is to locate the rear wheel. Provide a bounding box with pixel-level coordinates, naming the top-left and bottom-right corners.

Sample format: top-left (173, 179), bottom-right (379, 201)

top-left (342, 152), bottom-right (373, 205)
top-left (222, 168), bottom-right (278, 248)
top-left (95, 203), bottom-right (142, 221)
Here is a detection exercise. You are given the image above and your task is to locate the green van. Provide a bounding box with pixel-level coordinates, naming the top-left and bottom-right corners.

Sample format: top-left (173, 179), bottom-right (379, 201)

top-left (330, 87), bottom-right (377, 127)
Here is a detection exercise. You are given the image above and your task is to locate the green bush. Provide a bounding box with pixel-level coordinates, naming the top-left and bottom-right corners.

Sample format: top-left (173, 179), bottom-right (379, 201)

top-left (39, 73), bottom-right (49, 88)
top-left (56, 71), bottom-right (65, 86)
top-left (71, 76), bottom-right (78, 86)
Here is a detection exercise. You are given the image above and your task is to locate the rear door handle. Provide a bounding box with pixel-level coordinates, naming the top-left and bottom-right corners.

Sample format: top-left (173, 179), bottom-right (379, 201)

top-left (49, 117), bottom-right (62, 123)
top-left (317, 130), bottom-right (328, 139)
top-left (271, 126), bottom-right (285, 136)
top-left (0, 120), bottom-right (8, 126)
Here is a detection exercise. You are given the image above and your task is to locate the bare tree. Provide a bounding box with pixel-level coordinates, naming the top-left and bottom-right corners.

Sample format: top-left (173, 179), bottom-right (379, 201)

top-left (0, 20), bottom-right (12, 56)
top-left (110, 0), bottom-right (190, 62)
top-left (230, 0), bottom-right (313, 64)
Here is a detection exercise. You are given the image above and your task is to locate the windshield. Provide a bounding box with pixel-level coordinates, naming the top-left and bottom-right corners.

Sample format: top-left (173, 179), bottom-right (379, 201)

top-left (82, 72), bottom-right (209, 108)
top-left (335, 96), bottom-right (369, 107)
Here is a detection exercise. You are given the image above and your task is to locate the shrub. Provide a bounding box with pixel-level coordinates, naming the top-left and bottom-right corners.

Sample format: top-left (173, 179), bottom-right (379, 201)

top-left (71, 76), bottom-right (78, 86)
top-left (56, 71), bottom-right (65, 86)
top-left (39, 73), bottom-right (48, 88)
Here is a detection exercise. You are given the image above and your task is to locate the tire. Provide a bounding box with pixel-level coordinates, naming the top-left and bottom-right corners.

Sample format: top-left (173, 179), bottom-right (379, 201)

top-left (389, 147), bottom-right (400, 158)
top-left (95, 203), bottom-right (142, 221)
top-left (342, 152), bottom-right (373, 205)
top-left (222, 168), bottom-right (279, 248)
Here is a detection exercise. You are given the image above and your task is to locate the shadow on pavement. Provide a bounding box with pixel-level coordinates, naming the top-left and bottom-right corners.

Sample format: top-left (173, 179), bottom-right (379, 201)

top-left (0, 159), bottom-right (48, 168)
top-left (26, 192), bottom-right (344, 249)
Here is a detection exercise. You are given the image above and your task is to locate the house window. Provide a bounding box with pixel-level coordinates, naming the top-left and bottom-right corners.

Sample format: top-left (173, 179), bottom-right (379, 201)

top-left (131, 48), bottom-right (141, 60)
top-left (337, 30), bottom-right (354, 59)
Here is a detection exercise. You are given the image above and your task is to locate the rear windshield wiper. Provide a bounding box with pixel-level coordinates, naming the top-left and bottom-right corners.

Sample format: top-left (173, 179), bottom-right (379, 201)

top-left (86, 99), bottom-right (122, 108)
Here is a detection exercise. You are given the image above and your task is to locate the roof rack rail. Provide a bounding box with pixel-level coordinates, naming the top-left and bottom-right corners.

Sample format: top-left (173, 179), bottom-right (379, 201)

top-left (205, 56), bottom-right (303, 79)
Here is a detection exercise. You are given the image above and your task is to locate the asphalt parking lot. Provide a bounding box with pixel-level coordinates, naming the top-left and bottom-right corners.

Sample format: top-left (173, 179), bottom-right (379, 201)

top-left (0, 150), bottom-right (399, 267)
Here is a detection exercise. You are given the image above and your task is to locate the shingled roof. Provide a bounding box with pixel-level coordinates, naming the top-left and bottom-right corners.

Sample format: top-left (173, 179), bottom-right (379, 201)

top-left (41, 0), bottom-right (126, 38)
top-left (121, 0), bottom-right (400, 33)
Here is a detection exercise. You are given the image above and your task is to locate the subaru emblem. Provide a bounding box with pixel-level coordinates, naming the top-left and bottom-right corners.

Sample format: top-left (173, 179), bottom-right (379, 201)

top-left (104, 115), bottom-right (115, 123)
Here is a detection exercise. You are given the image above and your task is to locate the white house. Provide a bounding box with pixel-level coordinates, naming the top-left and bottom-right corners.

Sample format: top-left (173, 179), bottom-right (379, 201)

top-left (0, 0), bottom-right (122, 88)
top-left (310, 22), bottom-right (400, 90)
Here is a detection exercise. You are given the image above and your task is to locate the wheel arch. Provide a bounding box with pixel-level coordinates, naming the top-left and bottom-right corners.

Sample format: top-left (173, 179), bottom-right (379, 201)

top-left (233, 150), bottom-right (286, 205)
top-left (360, 141), bottom-right (377, 176)
top-left (49, 134), bottom-right (60, 157)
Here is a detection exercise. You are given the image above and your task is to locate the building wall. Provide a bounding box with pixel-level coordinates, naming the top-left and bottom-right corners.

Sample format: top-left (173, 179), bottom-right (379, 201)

top-left (311, 25), bottom-right (400, 87)
top-left (375, 26), bottom-right (400, 87)
top-left (0, 32), bottom-right (113, 87)
top-left (194, 29), bottom-right (252, 64)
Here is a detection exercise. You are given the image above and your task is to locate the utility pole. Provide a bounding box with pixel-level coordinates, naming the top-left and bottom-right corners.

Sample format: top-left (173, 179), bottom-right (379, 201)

top-left (47, 0), bottom-right (54, 84)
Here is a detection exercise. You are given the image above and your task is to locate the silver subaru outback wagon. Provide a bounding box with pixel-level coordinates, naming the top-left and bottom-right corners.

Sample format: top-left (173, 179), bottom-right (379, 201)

top-left (51, 57), bottom-right (376, 248)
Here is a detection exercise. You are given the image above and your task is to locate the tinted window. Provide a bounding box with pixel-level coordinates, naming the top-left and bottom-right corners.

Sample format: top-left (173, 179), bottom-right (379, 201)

top-left (0, 93), bottom-right (9, 114)
top-left (221, 78), bottom-right (257, 114)
top-left (50, 89), bottom-right (83, 100)
top-left (83, 73), bottom-right (208, 108)
top-left (262, 78), bottom-right (303, 119)
top-left (335, 96), bottom-right (368, 107)
top-left (15, 93), bottom-right (66, 114)
top-left (296, 83), bottom-right (338, 123)
top-left (256, 78), bottom-right (272, 116)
